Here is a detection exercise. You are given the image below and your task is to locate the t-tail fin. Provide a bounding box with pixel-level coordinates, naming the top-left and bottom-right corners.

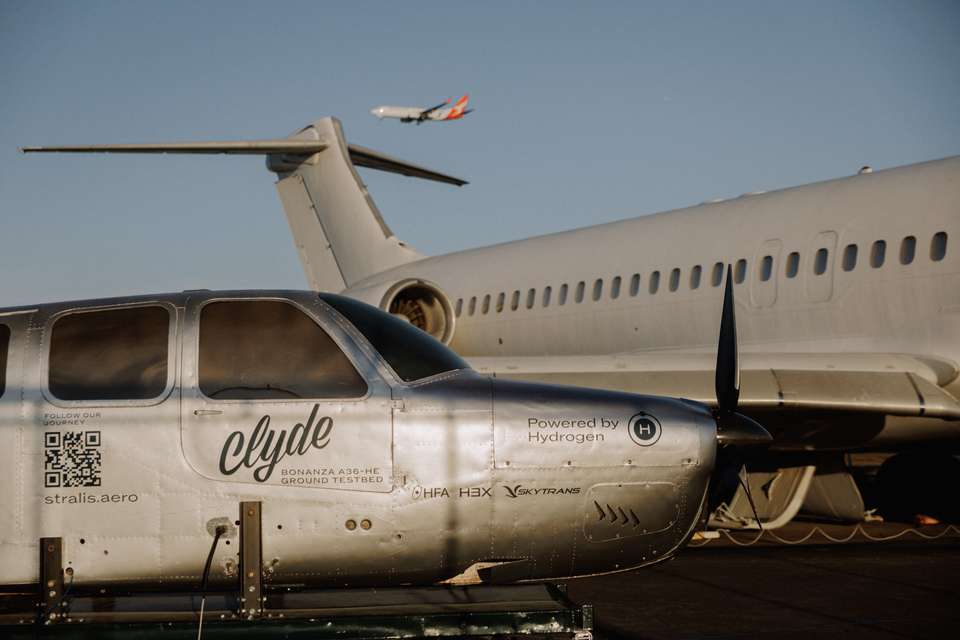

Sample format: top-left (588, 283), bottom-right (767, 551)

top-left (22, 117), bottom-right (467, 291)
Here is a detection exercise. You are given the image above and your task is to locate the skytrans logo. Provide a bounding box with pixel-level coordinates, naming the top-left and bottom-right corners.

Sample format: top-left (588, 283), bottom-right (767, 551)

top-left (502, 484), bottom-right (581, 499)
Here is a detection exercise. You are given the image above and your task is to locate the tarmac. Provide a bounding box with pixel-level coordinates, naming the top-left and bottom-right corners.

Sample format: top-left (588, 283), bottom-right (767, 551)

top-left (566, 521), bottom-right (960, 639)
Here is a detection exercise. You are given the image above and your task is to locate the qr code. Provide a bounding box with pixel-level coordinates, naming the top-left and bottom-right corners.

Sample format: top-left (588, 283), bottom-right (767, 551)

top-left (44, 431), bottom-right (102, 488)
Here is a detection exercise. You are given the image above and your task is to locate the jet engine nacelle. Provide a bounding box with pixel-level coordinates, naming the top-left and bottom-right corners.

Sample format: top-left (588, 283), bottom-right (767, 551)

top-left (345, 278), bottom-right (456, 345)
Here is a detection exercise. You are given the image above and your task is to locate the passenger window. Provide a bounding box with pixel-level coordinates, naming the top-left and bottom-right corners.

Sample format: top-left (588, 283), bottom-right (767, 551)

top-left (496, 292), bottom-right (505, 313)
top-left (900, 236), bottom-right (916, 265)
top-left (649, 271), bottom-right (660, 294)
top-left (931, 232), bottom-right (948, 261)
top-left (526, 288), bottom-right (536, 309)
top-left (669, 268), bottom-right (680, 292)
top-left (786, 252), bottom-right (800, 278)
top-left (575, 281), bottom-right (585, 303)
top-left (611, 276), bottom-right (621, 299)
top-left (49, 306), bottom-right (169, 401)
top-left (468, 297), bottom-right (477, 316)
top-left (871, 240), bottom-right (886, 268)
top-left (813, 248), bottom-right (829, 275)
top-left (842, 244), bottom-right (858, 272)
top-left (630, 274), bottom-right (641, 296)
top-left (482, 295), bottom-right (491, 314)
top-left (559, 284), bottom-right (568, 305)
top-left (690, 265), bottom-right (702, 289)
top-left (199, 300), bottom-right (366, 400)
top-left (543, 286), bottom-right (553, 307)
top-left (711, 262), bottom-right (724, 286)
top-left (760, 256), bottom-right (773, 282)
top-left (0, 324), bottom-right (9, 398)
top-left (734, 259), bottom-right (747, 284)
top-left (511, 290), bottom-right (520, 311)
top-left (592, 279), bottom-right (603, 301)
top-left (455, 299), bottom-right (463, 317)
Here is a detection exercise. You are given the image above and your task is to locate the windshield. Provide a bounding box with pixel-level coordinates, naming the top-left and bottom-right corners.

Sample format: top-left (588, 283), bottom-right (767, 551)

top-left (320, 293), bottom-right (470, 382)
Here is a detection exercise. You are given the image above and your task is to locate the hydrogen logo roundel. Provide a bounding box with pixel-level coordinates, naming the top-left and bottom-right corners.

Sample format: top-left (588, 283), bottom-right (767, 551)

top-left (628, 413), bottom-right (662, 447)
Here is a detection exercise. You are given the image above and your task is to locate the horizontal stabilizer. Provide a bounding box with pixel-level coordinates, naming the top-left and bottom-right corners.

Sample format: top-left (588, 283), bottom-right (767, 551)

top-left (20, 140), bottom-right (328, 155)
top-left (21, 140), bottom-right (466, 185)
top-left (348, 144), bottom-right (467, 186)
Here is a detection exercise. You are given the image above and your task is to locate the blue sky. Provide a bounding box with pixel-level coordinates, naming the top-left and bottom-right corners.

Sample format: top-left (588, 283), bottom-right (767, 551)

top-left (1, 1), bottom-right (958, 306)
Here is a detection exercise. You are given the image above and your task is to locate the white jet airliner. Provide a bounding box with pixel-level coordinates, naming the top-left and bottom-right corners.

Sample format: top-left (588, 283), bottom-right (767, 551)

top-left (370, 95), bottom-right (472, 124)
top-left (21, 115), bottom-right (960, 527)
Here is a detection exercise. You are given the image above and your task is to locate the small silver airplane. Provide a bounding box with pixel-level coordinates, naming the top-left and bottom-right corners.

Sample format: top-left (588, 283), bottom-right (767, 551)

top-left (371, 94), bottom-right (472, 124)
top-left (0, 274), bottom-right (768, 588)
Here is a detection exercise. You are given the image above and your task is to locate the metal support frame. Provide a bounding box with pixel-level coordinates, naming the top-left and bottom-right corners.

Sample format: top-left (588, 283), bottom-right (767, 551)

top-left (39, 537), bottom-right (64, 624)
top-left (239, 501), bottom-right (264, 619)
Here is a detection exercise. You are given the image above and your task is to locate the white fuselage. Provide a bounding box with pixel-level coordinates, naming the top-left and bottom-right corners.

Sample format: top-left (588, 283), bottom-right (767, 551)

top-left (348, 156), bottom-right (960, 398)
top-left (370, 105), bottom-right (457, 122)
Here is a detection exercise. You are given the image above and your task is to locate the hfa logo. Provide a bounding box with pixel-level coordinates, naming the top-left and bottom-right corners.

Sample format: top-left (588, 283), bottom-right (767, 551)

top-left (628, 412), bottom-right (662, 446)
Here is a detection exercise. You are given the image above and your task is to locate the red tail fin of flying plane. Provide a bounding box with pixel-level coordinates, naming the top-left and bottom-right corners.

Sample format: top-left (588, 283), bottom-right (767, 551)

top-left (444, 94), bottom-right (471, 120)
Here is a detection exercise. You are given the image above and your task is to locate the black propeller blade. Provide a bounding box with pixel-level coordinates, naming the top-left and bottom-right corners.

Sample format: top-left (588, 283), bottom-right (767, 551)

top-left (714, 265), bottom-right (772, 446)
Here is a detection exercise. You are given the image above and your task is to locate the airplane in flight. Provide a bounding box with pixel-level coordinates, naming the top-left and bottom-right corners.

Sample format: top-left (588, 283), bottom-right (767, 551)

top-left (0, 268), bottom-right (768, 593)
top-left (20, 115), bottom-right (960, 527)
top-left (370, 94), bottom-right (472, 124)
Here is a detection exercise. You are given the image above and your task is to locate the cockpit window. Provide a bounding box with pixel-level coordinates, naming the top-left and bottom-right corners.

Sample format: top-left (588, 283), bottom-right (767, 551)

top-left (199, 300), bottom-right (367, 400)
top-left (320, 294), bottom-right (470, 383)
top-left (0, 324), bottom-right (9, 398)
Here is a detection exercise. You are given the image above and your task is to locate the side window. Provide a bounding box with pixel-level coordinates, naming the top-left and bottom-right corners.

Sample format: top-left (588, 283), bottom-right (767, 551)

top-left (482, 295), bottom-right (491, 314)
top-left (760, 256), bottom-right (773, 281)
top-left (786, 252), bottom-right (800, 278)
top-left (526, 288), bottom-right (536, 309)
top-left (496, 292), bottom-right (505, 313)
top-left (649, 271), bottom-right (661, 294)
top-left (734, 259), bottom-right (747, 284)
top-left (931, 231), bottom-right (948, 261)
top-left (510, 290), bottom-right (520, 311)
top-left (592, 278), bottom-right (603, 301)
top-left (559, 284), bottom-right (569, 305)
top-left (711, 262), bottom-right (724, 286)
top-left (610, 276), bottom-right (622, 299)
top-left (871, 240), bottom-right (886, 268)
top-left (900, 236), bottom-right (916, 265)
top-left (455, 298), bottom-right (463, 317)
top-left (575, 281), bottom-right (585, 303)
top-left (690, 265), bottom-right (702, 289)
top-left (842, 244), bottom-right (858, 271)
top-left (813, 248), bottom-right (829, 275)
top-left (669, 268), bottom-right (680, 292)
top-left (630, 274), bottom-right (641, 296)
top-left (199, 300), bottom-right (366, 400)
top-left (468, 297), bottom-right (477, 316)
top-left (0, 324), bottom-right (9, 398)
top-left (49, 306), bottom-right (169, 401)
top-left (543, 286), bottom-right (553, 307)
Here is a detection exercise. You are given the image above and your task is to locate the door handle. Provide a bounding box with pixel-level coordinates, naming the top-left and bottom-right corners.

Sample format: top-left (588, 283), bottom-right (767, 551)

top-left (194, 409), bottom-right (223, 416)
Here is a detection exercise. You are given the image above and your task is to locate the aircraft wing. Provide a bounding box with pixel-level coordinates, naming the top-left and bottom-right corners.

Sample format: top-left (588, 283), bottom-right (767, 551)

top-left (468, 351), bottom-right (960, 438)
top-left (419, 100), bottom-right (450, 117)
